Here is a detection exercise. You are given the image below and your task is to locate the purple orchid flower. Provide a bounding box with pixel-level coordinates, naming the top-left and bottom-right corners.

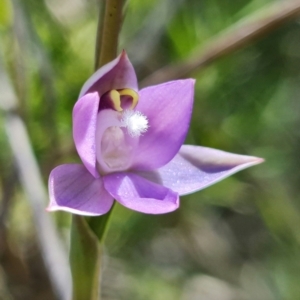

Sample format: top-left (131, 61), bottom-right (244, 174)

top-left (48, 51), bottom-right (263, 215)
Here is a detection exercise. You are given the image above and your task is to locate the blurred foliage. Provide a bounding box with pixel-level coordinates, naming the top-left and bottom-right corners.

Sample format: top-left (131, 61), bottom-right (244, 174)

top-left (1, 0), bottom-right (300, 299)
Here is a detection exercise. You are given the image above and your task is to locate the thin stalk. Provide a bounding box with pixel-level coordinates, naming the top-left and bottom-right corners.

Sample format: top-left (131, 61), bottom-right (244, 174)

top-left (95, 0), bottom-right (124, 69)
top-left (70, 216), bottom-right (101, 300)
top-left (70, 0), bottom-right (125, 299)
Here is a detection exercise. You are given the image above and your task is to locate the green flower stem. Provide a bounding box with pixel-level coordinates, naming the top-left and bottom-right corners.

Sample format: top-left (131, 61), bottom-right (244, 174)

top-left (70, 203), bottom-right (116, 300)
top-left (70, 215), bottom-right (101, 300)
top-left (69, 0), bottom-right (125, 299)
top-left (95, 0), bottom-right (125, 69)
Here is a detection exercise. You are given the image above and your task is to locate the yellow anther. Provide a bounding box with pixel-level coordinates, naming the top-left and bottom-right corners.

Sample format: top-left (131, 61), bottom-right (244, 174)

top-left (118, 89), bottom-right (139, 109)
top-left (109, 90), bottom-right (122, 112)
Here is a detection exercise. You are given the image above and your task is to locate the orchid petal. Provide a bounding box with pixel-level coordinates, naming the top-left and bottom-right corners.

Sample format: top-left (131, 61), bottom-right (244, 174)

top-left (73, 92), bottom-right (100, 178)
top-left (137, 145), bottom-right (264, 196)
top-left (103, 173), bottom-right (179, 214)
top-left (48, 164), bottom-right (113, 216)
top-left (79, 51), bottom-right (138, 98)
top-left (131, 79), bottom-right (195, 170)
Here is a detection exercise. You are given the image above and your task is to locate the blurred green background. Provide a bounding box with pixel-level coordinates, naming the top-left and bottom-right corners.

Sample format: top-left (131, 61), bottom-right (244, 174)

top-left (1, 0), bottom-right (300, 299)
